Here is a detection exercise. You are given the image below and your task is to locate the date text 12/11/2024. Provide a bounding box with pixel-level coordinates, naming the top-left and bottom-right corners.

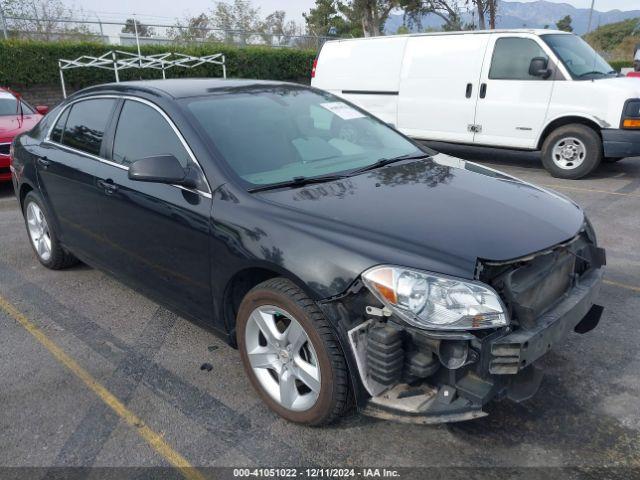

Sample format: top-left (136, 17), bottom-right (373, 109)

top-left (232, 468), bottom-right (401, 478)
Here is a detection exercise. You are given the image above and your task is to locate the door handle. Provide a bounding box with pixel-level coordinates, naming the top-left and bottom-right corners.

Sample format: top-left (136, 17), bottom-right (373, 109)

top-left (37, 156), bottom-right (51, 168)
top-left (97, 179), bottom-right (118, 195)
top-left (480, 83), bottom-right (487, 99)
top-left (465, 83), bottom-right (473, 98)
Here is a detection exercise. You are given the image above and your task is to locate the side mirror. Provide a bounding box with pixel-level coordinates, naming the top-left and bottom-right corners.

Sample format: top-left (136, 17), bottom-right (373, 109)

top-left (128, 155), bottom-right (197, 189)
top-left (35, 105), bottom-right (49, 115)
top-left (529, 57), bottom-right (552, 79)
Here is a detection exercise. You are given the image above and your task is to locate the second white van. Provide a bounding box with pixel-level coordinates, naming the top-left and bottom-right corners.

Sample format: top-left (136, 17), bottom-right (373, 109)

top-left (311, 29), bottom-right (640, 179)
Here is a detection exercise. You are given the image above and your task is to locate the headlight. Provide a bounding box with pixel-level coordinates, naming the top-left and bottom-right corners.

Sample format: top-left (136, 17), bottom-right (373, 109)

top-left (622, 100), bottom-right (640, 129)
top-left (362, 266), bottom-right (508, 330)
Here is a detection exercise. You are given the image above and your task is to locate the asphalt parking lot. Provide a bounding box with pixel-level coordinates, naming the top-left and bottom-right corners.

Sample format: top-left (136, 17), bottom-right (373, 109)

top-left (1, 148), bottom-right (639, 478)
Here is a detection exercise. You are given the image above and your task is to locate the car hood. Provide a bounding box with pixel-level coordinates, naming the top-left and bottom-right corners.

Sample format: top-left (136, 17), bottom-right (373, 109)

top-left (0, 115), bottom-right (42, 141)
top-left (256, 154), bottom-right (584, 276)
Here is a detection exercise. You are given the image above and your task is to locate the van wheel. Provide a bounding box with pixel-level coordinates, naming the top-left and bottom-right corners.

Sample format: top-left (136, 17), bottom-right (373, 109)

top-left (236, 278), bottom-right (351, 426)
top-left (23, 191), bottom-right (78, 270)
top-left (541, 124), bottom-right (602, 179)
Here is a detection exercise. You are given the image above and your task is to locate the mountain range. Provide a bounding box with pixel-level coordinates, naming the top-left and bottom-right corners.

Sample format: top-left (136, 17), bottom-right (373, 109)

top-left (384, 0), bottom-right (640, 35)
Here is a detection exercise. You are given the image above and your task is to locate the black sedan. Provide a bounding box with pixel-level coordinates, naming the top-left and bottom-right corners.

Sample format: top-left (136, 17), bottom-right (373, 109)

top-left (11, 79), bottom-right (605, 425)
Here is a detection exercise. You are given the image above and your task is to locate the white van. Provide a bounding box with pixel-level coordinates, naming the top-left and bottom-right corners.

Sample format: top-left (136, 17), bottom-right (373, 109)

top-left (311, 30), bottom-right (640, 179)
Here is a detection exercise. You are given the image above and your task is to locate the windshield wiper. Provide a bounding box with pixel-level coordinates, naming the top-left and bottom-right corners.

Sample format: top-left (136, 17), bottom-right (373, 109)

top-left (247, 174), bottom-right (348, 193)
top-left (577, 70), bottom-right (609, 78)
top-left (347, 152), bottom-right (431, 176)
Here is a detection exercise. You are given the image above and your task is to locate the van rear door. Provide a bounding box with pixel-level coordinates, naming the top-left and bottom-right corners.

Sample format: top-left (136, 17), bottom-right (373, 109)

top-left (397, 33), bottom-right (490, 143)
top-left (312, 37), bottom-right (407, 126)
top-left (473, 34), bottom-right (555, 149)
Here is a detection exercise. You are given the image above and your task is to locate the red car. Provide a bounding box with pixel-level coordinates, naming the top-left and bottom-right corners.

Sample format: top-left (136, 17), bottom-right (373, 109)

top-left (0, 88), bottom-right (48, 183)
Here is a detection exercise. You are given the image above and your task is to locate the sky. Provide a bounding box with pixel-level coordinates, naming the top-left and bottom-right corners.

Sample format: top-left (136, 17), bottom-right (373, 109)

top-left (71, 0), bottom-right (640, 26)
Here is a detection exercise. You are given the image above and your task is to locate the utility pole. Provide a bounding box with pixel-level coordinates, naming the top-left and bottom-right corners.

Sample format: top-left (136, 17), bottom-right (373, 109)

top-left (133, 14), bottom-right (142, 67)
top-left (586, 0), bottom-right (595, 34)
top-left (0, 1), bottom-right (8, 40)
top-left (95, 13), bottom-right (104, 38)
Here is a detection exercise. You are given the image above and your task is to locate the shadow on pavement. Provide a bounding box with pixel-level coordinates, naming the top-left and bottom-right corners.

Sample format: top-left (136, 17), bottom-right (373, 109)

top-left (0, 182), bottom-right (15, 199)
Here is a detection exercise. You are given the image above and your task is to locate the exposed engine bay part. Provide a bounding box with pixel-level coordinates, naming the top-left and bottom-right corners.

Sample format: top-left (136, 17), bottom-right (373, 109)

top-left (337, 229), bottom-right (605, 424)
top-left (366, 324), bottom-right (404, 386)
top-left (348, 319), bottom-right (479, 397)
top-left (478, 232), bottom-right (606, 330)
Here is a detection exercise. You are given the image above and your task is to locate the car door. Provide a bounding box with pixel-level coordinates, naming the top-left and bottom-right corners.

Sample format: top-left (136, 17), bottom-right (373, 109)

top-left (92, 98), bottom-right (213, 322)
top-left (473, 34), bottom-right (555, 149)
top-left (397, 33), bottom-right (491, 143)
top-left (37, 97), bottom-right (119, 260)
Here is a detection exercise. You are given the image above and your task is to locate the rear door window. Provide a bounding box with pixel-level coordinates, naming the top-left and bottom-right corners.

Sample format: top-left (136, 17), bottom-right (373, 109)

top-left (112, 100), bottom-right (190, 168)
top-left (489, 37), bottom-right (549, 80)
top-left (61, 99), bottom-right (117, 156)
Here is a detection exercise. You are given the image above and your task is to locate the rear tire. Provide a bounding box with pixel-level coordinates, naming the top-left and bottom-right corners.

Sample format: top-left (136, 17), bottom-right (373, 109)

top-left (23, 191), bottom-right (78, 270)
top-left (236, 278), bottom-right (351, 426)
top-left (541, 124), bottom-right (602, 179)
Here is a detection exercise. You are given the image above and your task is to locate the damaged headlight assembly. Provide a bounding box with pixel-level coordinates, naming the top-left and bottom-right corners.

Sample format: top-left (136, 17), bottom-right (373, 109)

top-left (362, 265), bottom-right (509, 330)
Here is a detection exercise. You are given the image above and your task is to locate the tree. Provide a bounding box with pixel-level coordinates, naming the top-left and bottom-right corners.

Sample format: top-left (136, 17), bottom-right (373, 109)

top-left (556, 14), bottom-right (573, 32)
top-left (467, 0), bottom-right (487, 29)
top-left (169, 13), bottom-right (211, 43)
top-left (303, 0), bottom-right (361, 37)
top-left (170, 1), bottom-right (301, 47)
top-left (487, 0), bottom-right (497, 29)
top-left (352, 0), bottom-right (398, 37)
top-left (121, 18), bottom-right (154, 37)
top-left (401, 1), bottom-right (464, 32)
top-left (210, 0), bottom-right (262, 44)
top-left (260, 10), bottom-right (298, 45)
top-left (2, 0), bottom-right (92, 40)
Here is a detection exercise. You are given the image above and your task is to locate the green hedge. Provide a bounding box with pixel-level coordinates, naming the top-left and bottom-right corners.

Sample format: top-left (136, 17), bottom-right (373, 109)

top-left (610, 59), bottom-right (634, 72)
top-left (0, 40), bottom-right (317, 88)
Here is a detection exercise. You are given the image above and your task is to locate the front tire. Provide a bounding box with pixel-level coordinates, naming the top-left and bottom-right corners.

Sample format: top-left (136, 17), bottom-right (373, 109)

top-left (541, 124), bottom-right (602, 179)
top-left (23, 191), bottom-right (78, 269)
top-left (236, 278), bottom-right (351, 426)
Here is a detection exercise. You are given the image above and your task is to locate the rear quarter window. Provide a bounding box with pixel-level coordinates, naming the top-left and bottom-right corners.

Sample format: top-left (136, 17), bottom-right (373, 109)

top-left (61, 99), bottom-right (117, 156)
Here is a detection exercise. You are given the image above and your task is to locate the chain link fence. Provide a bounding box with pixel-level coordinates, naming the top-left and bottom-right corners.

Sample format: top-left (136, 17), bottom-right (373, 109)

top-left (0, 15), bottom-right (332, 50)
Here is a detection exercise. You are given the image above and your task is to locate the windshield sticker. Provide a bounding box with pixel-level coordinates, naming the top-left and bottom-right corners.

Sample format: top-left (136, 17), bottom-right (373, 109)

top-left (320, 102), bottom-right (366, 120)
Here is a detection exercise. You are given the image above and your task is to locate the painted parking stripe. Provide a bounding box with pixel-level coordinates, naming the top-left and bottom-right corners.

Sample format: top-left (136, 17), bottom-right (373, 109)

top-left (0, 294), bottom-right (207, 480)
top-left (603, 279), bottom-right (640, 293)
top-left (541, 184), bottom-right (640, 199)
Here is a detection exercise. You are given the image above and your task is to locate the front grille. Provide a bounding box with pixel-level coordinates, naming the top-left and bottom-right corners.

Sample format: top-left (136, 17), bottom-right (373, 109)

top-left (0, 143), bottom-right (10, 156)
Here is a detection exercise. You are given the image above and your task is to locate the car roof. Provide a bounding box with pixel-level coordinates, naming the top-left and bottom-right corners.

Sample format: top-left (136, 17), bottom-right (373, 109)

top-left (324, 28), bottom-right (570, 44)
top-left (75, 78), bottom-right (302, 100)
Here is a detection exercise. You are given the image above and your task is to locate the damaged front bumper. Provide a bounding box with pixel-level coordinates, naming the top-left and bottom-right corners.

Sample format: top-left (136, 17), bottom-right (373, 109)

top-left (325, 265), bottom-right (604, 424)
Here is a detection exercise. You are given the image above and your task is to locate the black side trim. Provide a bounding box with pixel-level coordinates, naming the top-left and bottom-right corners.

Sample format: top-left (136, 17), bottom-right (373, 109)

top-left (342, 90), bottom-right (399, 96)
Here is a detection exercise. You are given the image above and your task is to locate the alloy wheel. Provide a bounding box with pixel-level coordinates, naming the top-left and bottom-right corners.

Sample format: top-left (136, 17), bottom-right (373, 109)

top-left (26, 202), bottom-right (52, 262)
top-left (245, 305), bottom-right (321, 411)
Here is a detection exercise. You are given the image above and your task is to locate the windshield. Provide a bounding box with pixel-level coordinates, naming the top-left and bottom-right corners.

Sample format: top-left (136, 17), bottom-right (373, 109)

top-left (185, 86), bottom-right (423, 187)
top-left (541, 34), bottom-right (615, 79)
top-left (0, 95), bottom-right (35, 116)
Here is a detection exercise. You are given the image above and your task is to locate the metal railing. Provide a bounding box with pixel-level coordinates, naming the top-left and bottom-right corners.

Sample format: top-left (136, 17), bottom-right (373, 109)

top-left (58, 50), bottom-right (227, 98)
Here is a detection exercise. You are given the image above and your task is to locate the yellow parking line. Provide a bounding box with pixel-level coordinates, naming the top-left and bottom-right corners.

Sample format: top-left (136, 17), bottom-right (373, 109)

top-left (0, 295), bottom-right (206, 480)
top-left (603, 279), bottom-right (640, 293)
top-left (540, 184), bottom-right (640, 199)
